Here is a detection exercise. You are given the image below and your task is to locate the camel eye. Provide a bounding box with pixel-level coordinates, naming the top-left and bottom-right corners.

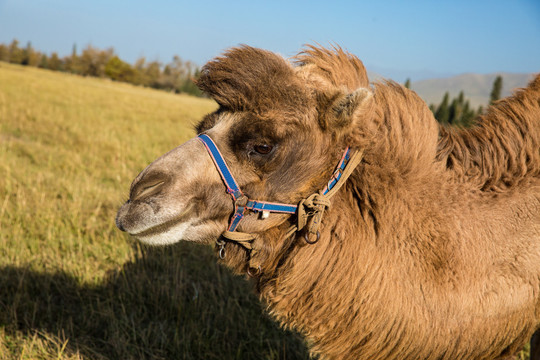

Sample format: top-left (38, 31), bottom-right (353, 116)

top-left (253, 144), bottom-right (273, 155)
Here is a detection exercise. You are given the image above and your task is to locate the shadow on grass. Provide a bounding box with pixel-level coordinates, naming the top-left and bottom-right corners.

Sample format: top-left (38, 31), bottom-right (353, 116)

top-left (0, 243), bottom-right (311, 360)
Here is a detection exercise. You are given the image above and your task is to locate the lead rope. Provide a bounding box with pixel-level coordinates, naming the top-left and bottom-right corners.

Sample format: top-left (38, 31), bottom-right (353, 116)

top-left (220, 149), bottom-right (365, 276)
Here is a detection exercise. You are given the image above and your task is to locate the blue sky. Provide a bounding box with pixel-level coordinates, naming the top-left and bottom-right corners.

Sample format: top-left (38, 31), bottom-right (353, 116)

top-left (0, 0), bottom-right (538, 81)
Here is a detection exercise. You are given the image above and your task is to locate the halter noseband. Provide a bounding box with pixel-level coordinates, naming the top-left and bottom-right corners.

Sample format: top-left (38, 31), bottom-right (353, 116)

top-left (197, 133), bottom-right (363, 275)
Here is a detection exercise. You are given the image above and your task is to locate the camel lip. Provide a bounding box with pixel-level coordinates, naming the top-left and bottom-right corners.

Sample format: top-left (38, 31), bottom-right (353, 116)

top-left (131, 202), bottom-right (195, 238)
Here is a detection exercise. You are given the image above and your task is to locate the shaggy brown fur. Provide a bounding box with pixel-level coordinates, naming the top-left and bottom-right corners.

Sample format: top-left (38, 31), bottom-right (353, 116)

top-left (437, 76), bottom-right (540, 191)
top-left (117, 45), bottom-right (540, 360)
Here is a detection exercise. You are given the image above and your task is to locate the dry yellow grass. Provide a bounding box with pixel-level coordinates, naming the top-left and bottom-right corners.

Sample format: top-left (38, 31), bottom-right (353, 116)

top-left (0, 62), bottom-right (213, 275)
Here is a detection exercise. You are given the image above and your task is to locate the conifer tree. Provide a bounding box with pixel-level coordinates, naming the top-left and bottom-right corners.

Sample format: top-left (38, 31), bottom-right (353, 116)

top-left (490, 75), bottom-right (503, 104)
top-left (404, 78), bottom-right (411, 89)
top-left (461, 99), bottom-right (478, 126)
top-left (435, 92), bottom-right (450, 123)
top-left (448, 99), bottom-right (458, 124)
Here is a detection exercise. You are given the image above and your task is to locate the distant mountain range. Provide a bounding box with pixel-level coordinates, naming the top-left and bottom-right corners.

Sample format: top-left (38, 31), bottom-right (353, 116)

top-left (409, 73), bottom-right (536, 108)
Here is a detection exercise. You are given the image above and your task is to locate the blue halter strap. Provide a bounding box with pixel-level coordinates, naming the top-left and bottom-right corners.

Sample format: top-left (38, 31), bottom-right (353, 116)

top-left (197, 133), bottom-right (353, 233)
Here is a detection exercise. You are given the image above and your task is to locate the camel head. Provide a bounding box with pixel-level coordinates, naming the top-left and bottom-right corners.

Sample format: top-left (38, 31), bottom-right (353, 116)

top-left (115, 45), bottom-right (374, 271)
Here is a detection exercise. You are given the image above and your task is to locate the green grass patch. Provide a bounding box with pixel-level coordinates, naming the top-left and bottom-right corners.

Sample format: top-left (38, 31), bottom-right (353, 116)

top-left (0, 62), bottom-right (310, 359)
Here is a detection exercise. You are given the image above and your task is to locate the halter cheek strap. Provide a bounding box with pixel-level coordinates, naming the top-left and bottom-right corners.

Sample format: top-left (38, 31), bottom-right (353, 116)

top-left (197, 133), bottom-right (364, 275)
top-left (198, 134), bottom-right (297, 233)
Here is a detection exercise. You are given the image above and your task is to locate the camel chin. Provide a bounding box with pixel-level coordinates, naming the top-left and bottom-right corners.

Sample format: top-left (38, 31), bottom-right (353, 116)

top-left (120, 207), bottom-right (226, 247)
top-left (130, 221), bottom-right (193, 246)
top-left (116, 198), bottom-right (198, 246)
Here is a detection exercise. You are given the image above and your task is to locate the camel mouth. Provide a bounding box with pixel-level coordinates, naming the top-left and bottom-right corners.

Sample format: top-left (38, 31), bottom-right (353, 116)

top-left (131, 202), bottom-right (195, 239)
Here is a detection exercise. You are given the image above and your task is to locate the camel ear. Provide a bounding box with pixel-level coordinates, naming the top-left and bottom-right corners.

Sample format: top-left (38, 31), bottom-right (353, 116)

top-left (318, 87), bottom-right (373, 131)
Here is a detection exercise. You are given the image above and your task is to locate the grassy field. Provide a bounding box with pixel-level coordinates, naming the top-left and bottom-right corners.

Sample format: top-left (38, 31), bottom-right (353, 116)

top-left (0, 63), bottom-right (310, 360)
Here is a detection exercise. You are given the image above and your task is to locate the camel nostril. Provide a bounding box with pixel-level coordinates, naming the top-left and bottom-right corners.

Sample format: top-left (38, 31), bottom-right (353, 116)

top-left (131, 179), bottom-right (167, 201)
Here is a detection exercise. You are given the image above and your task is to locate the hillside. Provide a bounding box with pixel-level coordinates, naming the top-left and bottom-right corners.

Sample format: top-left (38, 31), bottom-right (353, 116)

top-left (410, 72), bottom-right (535, 108)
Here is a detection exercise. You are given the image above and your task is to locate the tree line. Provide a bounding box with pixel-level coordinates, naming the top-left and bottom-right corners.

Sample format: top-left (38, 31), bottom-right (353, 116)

top-left (0, 39), bottom-right (202, 96)
top-left (0, 38), bottom-right (505, 117)
top-left (404, 76), bottom-right (503, 127)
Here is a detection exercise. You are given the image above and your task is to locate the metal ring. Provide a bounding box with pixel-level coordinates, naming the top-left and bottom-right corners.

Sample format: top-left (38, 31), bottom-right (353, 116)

top-left (216, 239), bottom-right (226, 259)
top-left (304, 231), bottom-right (320, 244)
top-left (247, 265), bottom-right (261, 277)
top-left (235, 194), bottom-right (249, 207)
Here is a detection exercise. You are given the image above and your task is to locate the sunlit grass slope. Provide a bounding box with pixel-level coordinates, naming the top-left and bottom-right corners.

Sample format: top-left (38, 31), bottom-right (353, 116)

top-left (0, 62), bottom-right (310, 360)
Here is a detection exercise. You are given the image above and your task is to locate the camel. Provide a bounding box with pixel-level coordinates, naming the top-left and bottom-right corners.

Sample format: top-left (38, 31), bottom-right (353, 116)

top-left (115, 45), bottom-right (540, 360)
